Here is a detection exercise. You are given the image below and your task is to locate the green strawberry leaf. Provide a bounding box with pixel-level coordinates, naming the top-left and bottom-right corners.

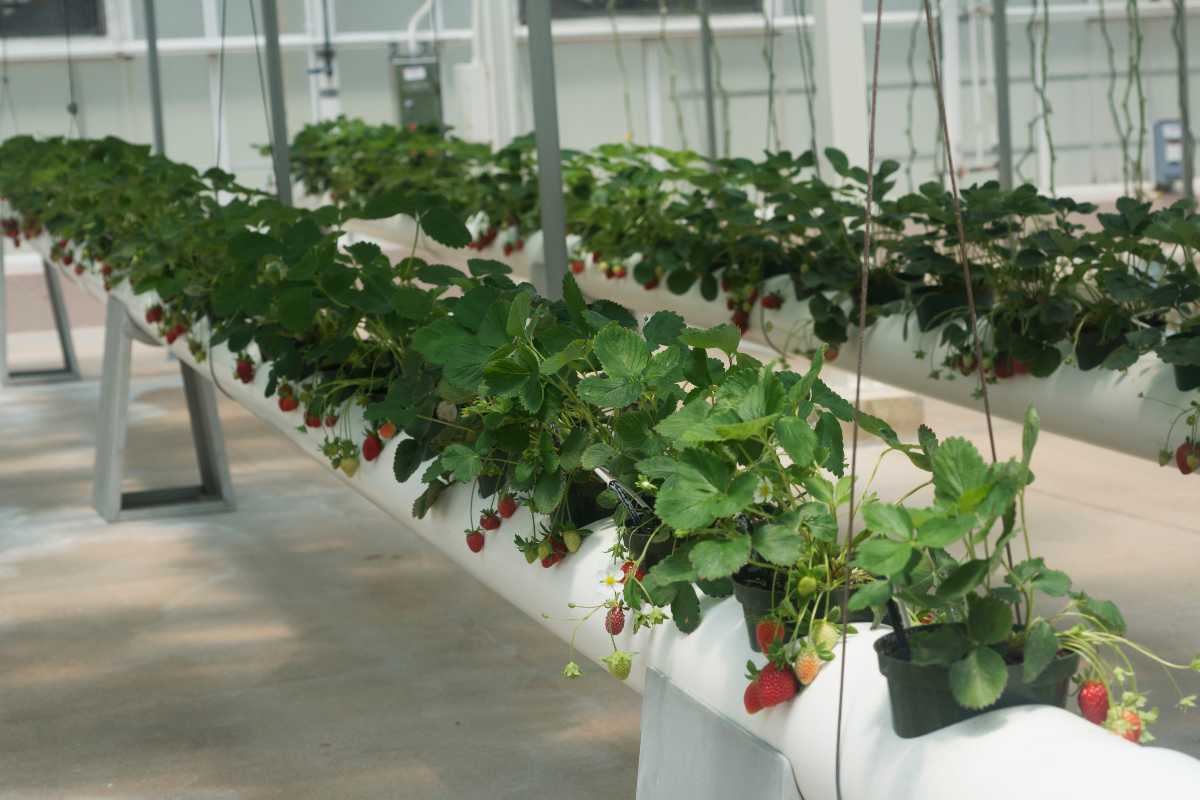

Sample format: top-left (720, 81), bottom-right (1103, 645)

top-left (949, 647), bottom-right (1008, 710)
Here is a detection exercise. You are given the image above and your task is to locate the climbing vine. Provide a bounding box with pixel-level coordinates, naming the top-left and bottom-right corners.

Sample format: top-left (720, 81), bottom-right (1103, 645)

top-left (658, 0), bottom-right (690, 150)
top-left (761, 3), bottom-right (780, 151)
top-left (606, 0), bottom-right (636, 142)
top-left (1017, 0), bottom-right (1054, 192)
top-left (790, 0), bottom-right (819, 173)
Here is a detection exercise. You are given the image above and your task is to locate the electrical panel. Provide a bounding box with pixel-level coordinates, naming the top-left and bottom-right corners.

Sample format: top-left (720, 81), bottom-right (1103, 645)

top-left (390, 43), bottom-right (443, 128)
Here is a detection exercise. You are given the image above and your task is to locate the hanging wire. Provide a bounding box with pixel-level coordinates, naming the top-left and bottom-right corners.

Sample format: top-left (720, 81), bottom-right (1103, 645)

top-left (214, 0), bottom-right (229, 168)
top-left (61, 0), bottom-right (80, 137)
top-left (658, 0), bottom-right (690, 150)
top-left (834, 2), bottom-right (886, 796)
top-left (0, 6), bottom-right (19, 134)
top-left (790, 0), bottom-right (819, 168)
top-left (605, 0), bottom-right (636, 143)
top-left (760, 3), bottom-right (780, 151)
top-left (248, 0), bottom-right (280, 182)
top-left (1096, 0), bottom-right (1129, 193)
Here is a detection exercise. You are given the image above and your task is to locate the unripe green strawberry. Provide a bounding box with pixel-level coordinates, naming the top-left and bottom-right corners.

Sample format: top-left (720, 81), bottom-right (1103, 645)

top-left (562, 528), bottom-right (582, 553)
top-left (797, 576), bottom-right (818, 596)
top-left (537, 540), bottom-right (551, 559)
top-left (602, 650), bottom-right (633, 681)
top-left (339, 457), bottom-right (359, 477)
top-left (524, 548), bottom-right (538, 564)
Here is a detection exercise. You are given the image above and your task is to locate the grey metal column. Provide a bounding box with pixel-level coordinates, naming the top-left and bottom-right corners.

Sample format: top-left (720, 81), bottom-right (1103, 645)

top-left (0, 249), bottom-right (81, 387)
top-left (992, 0), bottom-right (1013, 189)
top-left (144, 0), bottom-right (166, 156)
top-left (525, 0), bottom-right (567, 301)
top-left (260, 0), bottom-right (294, 205)
top-left (1177, 0), bottom-right (1194, 199)
top-left (698, 0), bottom-right (718, 159)
top-left (93, 296), bottom-right (235, 522)
top-left (636, 669), bottom-right (801, 800)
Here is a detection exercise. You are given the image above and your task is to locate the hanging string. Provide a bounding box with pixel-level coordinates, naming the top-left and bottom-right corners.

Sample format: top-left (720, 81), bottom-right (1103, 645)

top-left (790, 0), bottom-right (818, 170)
top-left (1016, 0), bottom-right (1054, 192)
top-left (1124, 0), bottom-right (1146, 194)
top-left (929, 0), bottom-right (945, 186)
top-left (903, 8), bottom-right (922, 190)
top-left (0, 9), bottom-right (19, 134)
top-left (1096, 0), bottom-right (1129, 193)
top-left (1173, 0), bottom-right (1195, 199)
top-left (62, 0), bottom-right (80, 137)
top-left (710, 24), bottom-right (731, 157)
top-left (214, 0), bottom-right (229, 168)
top-left (657, 1), bottom-right (689, 150)
top-left (834, 2), bottom-right (885, 796)
top-left (605, 0), bottom-right (636, 143)
top-left (248, 0), bottom-right (280, 182)
top-left (760, 3), bottom-right (780, 151)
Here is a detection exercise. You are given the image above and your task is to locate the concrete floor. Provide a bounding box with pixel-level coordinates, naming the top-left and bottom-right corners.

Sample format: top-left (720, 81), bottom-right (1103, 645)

top-left (2, 278), bottom-right (1199, 798)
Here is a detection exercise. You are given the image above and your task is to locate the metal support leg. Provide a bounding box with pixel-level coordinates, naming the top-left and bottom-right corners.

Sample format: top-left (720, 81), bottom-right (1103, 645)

top-left (636, 669), bottom-right (802, 800)
top-left (0, 246), bottom-right (81, 385)
top-left (93, 295), bottom-right (235, 522)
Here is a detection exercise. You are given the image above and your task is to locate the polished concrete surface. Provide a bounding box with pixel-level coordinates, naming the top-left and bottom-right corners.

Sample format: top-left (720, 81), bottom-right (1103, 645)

top-left (1, 287), bottom-right (1198, 798)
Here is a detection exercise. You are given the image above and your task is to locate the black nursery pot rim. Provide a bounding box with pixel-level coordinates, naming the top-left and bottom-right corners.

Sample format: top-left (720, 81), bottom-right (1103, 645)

top-left (874, 625), bottom-right (1080, 739)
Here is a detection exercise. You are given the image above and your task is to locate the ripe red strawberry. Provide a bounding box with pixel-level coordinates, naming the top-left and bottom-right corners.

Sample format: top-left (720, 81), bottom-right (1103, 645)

top-left (480, 511), bottom-right (501, 531)
top-left (503, 243), bottom-right (514, 256)
top-left (145, 306), bottom-right (163, 324)
top-left (570, 259), bottom-right (585, 274)
top-left (466, 529), bottom-right (485, 553)
top-left (62, 252), bottom-right (73, 266)
top-left (755, 620), bottom-right (785, 652)
top-left (732, 309), bottom-right (749, 332)
top-left (57, 238), bottom-right (68, 250)
top-left (994, 355), bottom-right (1016, 379)
top-left (362, 434), bottom-right (383, 462)
top-left (279, 395), bottom-right (299, 412)
top-left (743, 680), bottom-right (763, 715)
top-left (378, 421), bottom-right (397, 440)
top-left (165, 324), bottom-right (186, 344)
top-left (755, 663), bottom-right (797, 708)
top-left (550, 536), bottom-right (568, 556)
top-left (1117, 709), bottom-right (1142, 743)
top-left (304, 412), bottom-right (322, 428)
top-left (100, 263), bottom-right (112, 277)
top-left (514, 239), bottom-right (525, 251)
top-left (73, 264), bottom-right (84, 275)
top-left (1078, 680), bottom-right (1109, 725)
top-left (235, 358), bottom-right (254, 384)
top-left (1176, 440), bottom-right (1200, 475)
top-left (324, 414), bottom-right (338, 427)
top-left (643, 278), bottom-right (659, 291)
top-left (497, 495), bottom-right (518, 518)
top-left (825, 346), bottom-right (839, 363)
top-left (620, 561), bottom-right (646, 583)
top-left (794, 650), bottom-right (823, 686)
top-left (541, 552), bottom-right (564, 568)
top-left (605, 606), bottom-right (625, 635)
top-left (762, 292), bottom-right (783, 310)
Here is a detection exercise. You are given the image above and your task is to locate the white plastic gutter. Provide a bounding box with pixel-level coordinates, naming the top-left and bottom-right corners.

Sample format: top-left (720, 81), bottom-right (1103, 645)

top-left (28, 229), bottom-right (1200, 798)
top-left (342, 213), bottom-right (1195, 467)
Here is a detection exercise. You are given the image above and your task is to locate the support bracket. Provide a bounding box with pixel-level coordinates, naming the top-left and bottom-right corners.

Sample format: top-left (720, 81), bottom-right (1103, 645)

top-left (0, 241), bottom-right (81, 386)
top-left (93, 295), bottom-right (235, 522)
top-left (636, 669), bottom-right (802, 800)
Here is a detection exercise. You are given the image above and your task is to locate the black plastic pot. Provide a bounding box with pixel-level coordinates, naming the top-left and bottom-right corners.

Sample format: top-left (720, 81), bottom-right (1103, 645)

top-left (620, 516), bottom-right (673, 570)
top-left (1175, 364), bottom-right (1200, 392)
top-left (874, 626), bottom-right (1080, 738)
top-left (566, 479), bottom-right (608, 527)
top-left (912, 285), bottom-right (994, 332)
top-left (732, 568), bottom-right (873, 652)
top-left (1075, 326), bottom-right (1126, 371)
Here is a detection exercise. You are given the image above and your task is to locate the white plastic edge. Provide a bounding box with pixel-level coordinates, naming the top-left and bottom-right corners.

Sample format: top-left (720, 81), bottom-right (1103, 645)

top-left (34, 232), bottom-right (1200, 799)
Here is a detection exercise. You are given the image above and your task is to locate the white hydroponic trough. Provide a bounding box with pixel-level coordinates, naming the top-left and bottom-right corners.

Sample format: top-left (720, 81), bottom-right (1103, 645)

top-left (28, 232), bottom-right (1200, 799)
top-left (343, 213), bottom-right (1195, 467)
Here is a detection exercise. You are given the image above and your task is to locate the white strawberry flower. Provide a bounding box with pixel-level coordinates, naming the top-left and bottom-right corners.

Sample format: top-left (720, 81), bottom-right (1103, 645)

top-left (754, 477), bottom-right (773, 504)
top-left (598, 565), bottom-right (624, 591)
